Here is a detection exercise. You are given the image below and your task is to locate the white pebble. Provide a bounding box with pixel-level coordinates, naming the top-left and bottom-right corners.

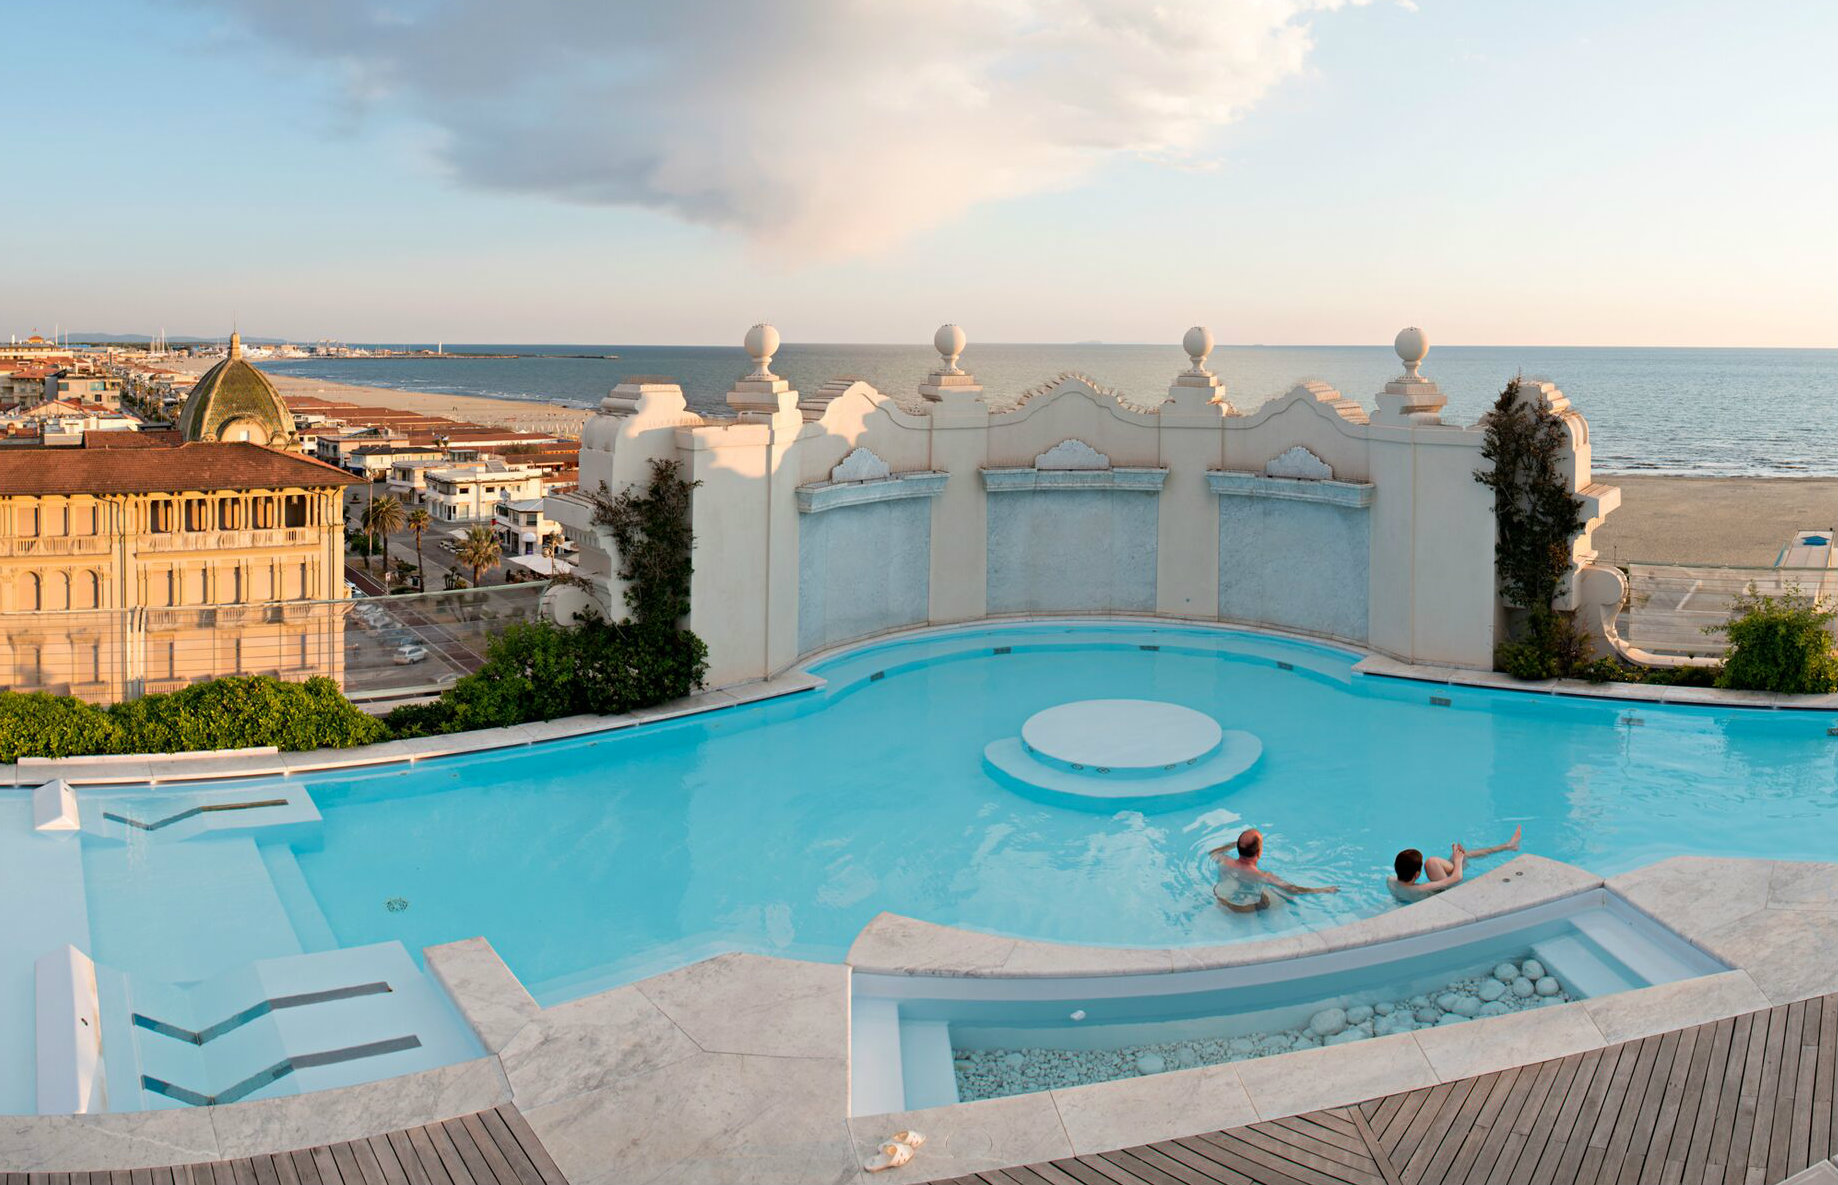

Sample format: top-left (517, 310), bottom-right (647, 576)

top-left (1346, 1005), bottom-right (1374, 1025)
top-left (1437, 1013), bottom-right (1466, 1025)
top-left (1437, 992), bottom-right (1463, 1012)
top-left (1522, 960), bottom-right (1546, 981)
top-left (1374, 1002), bottom-right (1394, 1016)
top-left (1478, 1001), bottom-right (1510, 1017)
top-left (1415, 1007), bottom-right (1442, 1025)
top-left (1478, 979), bottom-right (1506, 1003)
top-left (1512, 976), bottom-right (1535, 998)
top-left (1536, 977), bottom-right (1561, 997)
top-left (1448, 995), bottom-right (1482, 1018)
top-left (1310, 1008), bottom-right (1348, 1037)
top-left (1136, 1053), bottom-right (1165, 1075)
top-left (1326, 1028), bottom-right (1367, 1045)
top-left (1494, 963), bottom-right (1520, 982)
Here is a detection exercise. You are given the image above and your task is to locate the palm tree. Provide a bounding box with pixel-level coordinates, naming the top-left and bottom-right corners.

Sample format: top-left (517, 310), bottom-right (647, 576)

top-left (406, 507), bottom-right (431, 590)
top-left (362, 495), bottom-right (406, 579)
top-left (457, 524), bottom-right (502, 588)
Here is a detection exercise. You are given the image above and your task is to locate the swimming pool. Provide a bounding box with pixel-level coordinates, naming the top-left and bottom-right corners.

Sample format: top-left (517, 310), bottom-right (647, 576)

top-left (62, 621), bottom-right (1833, 1015)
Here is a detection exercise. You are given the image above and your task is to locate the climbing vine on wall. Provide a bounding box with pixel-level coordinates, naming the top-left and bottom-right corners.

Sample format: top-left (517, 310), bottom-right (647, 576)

top-left (592, 458), bottom-right (700, 627)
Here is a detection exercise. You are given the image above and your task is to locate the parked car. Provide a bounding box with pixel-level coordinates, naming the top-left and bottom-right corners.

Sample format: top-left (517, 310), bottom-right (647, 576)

top-left (393, 644), bottom-right (430, 665)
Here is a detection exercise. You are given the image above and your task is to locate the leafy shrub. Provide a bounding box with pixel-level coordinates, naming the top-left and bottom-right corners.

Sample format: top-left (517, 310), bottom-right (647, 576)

top-left (1495, 609), bottom-right (1591, 680)
top-left (1712, 588), bottom-right (1838, 694)
top-left (0, 692), bottom-right (123, 762)
top-left (109, 676), bottom-right (387, 754)
top-left (385, 618), bottom-right (709, 738)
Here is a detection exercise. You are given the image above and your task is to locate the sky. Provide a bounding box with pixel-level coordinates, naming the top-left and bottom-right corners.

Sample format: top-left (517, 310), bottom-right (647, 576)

top-left (6, 0), bottom-right (1834, 347)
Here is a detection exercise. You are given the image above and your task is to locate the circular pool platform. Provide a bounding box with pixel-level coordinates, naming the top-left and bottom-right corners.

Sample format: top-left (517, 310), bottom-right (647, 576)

top-left (985, 698), bottom-right (1262, 809)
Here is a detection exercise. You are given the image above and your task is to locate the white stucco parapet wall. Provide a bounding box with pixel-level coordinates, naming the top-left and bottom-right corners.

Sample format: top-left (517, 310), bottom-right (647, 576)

top-left (566, 330), bottom-right (1619, 687)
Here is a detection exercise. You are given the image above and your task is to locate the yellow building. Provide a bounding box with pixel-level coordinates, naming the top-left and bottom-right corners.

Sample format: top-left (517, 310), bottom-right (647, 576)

top-left (0, 436), bottom-right (359, 702)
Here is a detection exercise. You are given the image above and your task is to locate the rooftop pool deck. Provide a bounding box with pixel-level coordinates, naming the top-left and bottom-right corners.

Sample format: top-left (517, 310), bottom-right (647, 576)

top-left (1, 618), bottom-right (1833, 1135)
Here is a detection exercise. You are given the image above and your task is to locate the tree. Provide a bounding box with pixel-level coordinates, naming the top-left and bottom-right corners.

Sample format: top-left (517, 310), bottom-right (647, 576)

top-left (1474, 380), bottom-right (1586, 613)
top-left (362, 495), bottom-right (406, 577)
top-left (406, 507), bottom-right (432, 589)
top-left (1474, 380), bottom-right (1590, 677)
top-left (457, 524), bottom-right (502, 588)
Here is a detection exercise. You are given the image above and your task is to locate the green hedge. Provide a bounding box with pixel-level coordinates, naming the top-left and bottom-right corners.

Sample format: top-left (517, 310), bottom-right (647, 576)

top-left (110, 676), bottom-right (387, 753)
top-left (0, 692), bottom-right (126, 763)
top-left (384, 618), bottom-right (708, 737)
top-left (0, 676), bottom-right (386, 763)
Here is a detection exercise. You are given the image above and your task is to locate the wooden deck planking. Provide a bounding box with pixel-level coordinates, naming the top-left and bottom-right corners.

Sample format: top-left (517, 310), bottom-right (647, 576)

top-left (959, 993), bottom-right (1838, 1185)
top-left (13, 1108), bottom-right (565, 1185)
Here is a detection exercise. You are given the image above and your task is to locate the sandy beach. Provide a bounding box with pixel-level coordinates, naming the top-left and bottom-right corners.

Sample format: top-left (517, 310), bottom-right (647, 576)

top-left (165, 358), bottom-right (593, 439)
top-left (1592, 475), bottom-right (1838, 568)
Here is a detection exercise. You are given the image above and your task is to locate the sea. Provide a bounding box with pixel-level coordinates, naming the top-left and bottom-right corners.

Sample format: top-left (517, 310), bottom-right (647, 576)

top-left (259, 344), bottom-right (1837, 477)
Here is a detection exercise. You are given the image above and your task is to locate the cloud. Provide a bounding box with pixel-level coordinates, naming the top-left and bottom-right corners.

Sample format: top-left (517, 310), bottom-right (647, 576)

top-left (194, 0), bottom-right (1358, 256)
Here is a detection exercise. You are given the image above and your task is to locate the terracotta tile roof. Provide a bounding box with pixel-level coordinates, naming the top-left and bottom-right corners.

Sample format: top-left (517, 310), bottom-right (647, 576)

top-left (84, 429), bottom-right (184, 448)
top-left (0, 441), bottom-right (362, 496)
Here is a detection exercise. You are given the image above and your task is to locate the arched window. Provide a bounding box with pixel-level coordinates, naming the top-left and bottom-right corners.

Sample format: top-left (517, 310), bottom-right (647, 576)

top-left (25, 572), bottom-right (41, 611)
top-left (78, 570), bottom-right (100, 609)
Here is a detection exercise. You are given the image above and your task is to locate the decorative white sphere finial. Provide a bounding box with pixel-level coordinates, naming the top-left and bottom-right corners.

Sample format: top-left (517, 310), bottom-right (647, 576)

top-left (1182, 325), bottom-right (1214, 375)
top-left (1394, 326), bottom-right (1428, 381)
top-left (934, 323), bottom-right (967, 375)
top-left (744, 322), bottom-right (780, 380)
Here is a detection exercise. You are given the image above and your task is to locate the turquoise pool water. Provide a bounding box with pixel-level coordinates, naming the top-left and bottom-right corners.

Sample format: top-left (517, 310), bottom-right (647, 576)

top-left (82, 623), bottom-right (1838, 1008)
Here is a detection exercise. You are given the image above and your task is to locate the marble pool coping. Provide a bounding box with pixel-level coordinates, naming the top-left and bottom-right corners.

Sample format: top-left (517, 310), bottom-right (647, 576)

top-left (6, 854), bottom-right (1832, 1181)
top-left (1353, 652), bottom-right (1838, 712)
top-left (846, 854), bottom-right (1608, 977)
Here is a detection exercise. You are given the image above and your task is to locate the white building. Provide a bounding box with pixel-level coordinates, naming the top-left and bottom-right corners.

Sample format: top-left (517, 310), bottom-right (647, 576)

top-left (424, 458), bottom-right (544, 524)
top-left (493, 497), bottom-right (566, 557)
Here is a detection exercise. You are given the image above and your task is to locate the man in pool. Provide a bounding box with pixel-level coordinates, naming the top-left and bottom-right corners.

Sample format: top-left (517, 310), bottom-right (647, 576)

top-left (1210, 829), bottom-right (1340, 913)
top-left (1389, 825), bottom-right (1522, 901)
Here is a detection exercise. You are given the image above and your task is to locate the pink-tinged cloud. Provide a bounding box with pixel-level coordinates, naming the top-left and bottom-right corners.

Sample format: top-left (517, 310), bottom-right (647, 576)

top-left (195, 0), bottom-right (1363, 256)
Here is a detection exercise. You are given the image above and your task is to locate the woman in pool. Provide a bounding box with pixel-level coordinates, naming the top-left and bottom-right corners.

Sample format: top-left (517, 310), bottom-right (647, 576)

top-left (1388, 825), bottom-right (1523, 901)
top-left (1210, 828), bottom-right (1340, 913)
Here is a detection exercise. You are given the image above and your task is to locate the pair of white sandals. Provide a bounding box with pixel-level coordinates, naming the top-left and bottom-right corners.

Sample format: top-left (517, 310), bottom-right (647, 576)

top-left (864, 1129), bottom-right (927, 1172)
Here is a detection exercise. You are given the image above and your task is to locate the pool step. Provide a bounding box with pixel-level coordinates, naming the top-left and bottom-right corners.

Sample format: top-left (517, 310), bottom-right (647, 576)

top-left (79, 783), bottom-right (321, 845)
top-left (1567, 911), bottom-right (1703, 985)
top-left (257, 844), bottom-right (339, 953)
top-left (114, 943), bottom-right (482, 1110)
top-left (850, 998), bottom-right (905, 1116)
top-left (899, 1019), bottom-right (959, 1111)
top-left (1530, 934), bottom-right (1638, 999)
top-left (82, 836), bottom-right (304, 985)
